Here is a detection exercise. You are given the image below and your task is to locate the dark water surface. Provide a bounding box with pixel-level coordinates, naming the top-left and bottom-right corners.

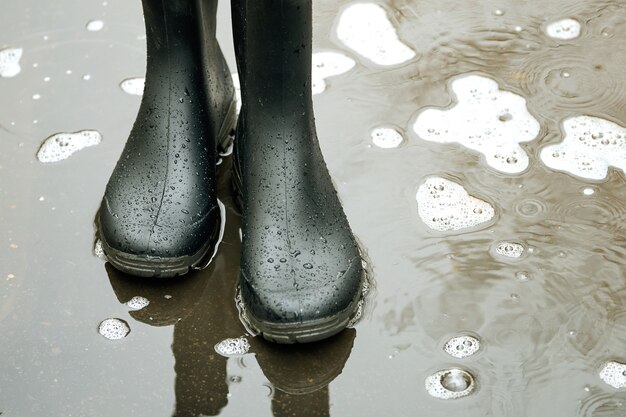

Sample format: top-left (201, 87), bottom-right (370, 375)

top-left (3, 0), bottom-right (626, 416)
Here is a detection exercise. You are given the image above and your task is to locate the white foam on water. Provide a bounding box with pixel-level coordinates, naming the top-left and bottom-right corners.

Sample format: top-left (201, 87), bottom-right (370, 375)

top-left (444, 335), bottom-right (481, 358)
top-left (126, 296), bottom-right (150, 311)
top-left (599, 361), bottom-right (626, 389)
top-left (414, 75), bottom-right (540, 174)
top-left (545, 18), bottom-right (581, 40)
top-left (495, 242), bottom-right (525, 258)
top-left (215, 337), bottom-right (250, 357)
top-left (93, 239), bottom-right (106, 260)
top-left (0, 48), bottom-right (23, 78)
top-left (416, 177), bottom-right (495, 232)
top-left (425, 368), bottom-right (476, 400)
top-left (37, 130), bottom-right (102, 163)
top-left (540, 116), bottom-right (626, 180)
top-left (312, 51), bottom-right (355, 95)
top-left (336, 3), bottom-right (415, 66)
top-left (120, 77), bottom-right (145, 95)
top-left (98, 318), bottom-right (130, 340)
top-left (371, 127), bottom-right (404, 148)
top-left (86, 20), bottom-right (104, 32)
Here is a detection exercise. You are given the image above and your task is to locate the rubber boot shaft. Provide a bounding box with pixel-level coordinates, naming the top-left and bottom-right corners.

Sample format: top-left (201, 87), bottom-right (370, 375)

top-left (99, 0), bottom-right (235, 276)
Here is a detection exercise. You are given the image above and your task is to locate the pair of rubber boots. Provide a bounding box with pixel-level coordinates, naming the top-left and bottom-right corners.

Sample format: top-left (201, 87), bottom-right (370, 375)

top-left (98, 0), bottom-right (365, 343)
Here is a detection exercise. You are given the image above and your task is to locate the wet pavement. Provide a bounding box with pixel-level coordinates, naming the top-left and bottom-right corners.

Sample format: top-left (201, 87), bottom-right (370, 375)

top-left (3, 0), bottom-right (626, 415)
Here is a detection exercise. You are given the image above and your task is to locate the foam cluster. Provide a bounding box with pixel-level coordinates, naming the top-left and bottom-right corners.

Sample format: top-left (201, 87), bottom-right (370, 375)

top-left (540, 116), bottom-right (626, 180)
top-left (545, 19), bottom-right (581, 40)
top-left (98, 318), bottom-right (130, 340)
top-left (444, 335), bottom-right (480, 358)
top-left (312, 52), bottom-right (355, 95)
top-left (371, 127), bottom-right (404, 148)
top-left (416, 177), bottom-right (495, 232)
top-left (93, 239), bottom-right (106, 260)
top-left (214, 337), bottom-right (250, 357)
top-left (37, 130), bottom-right (102, 163)
top-left (336, 3), bottom-right (415, 66)
top-left (414, 75), bottom-right (540, 174)
top-left (120, 77), bottom-right (145, 96)
top-left (599, 361), bottom-right (626, 389)
top-left (0, 47), bottom-right (23, 78)
top-left (425, 368), bottom-right (476, 400)
top-left (126, 296), bottom-right (150, 311)
top-left (495, 242), bottom-right (525, 258)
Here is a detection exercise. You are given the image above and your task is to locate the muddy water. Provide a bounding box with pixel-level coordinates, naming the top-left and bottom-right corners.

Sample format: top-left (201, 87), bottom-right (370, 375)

top-left (2, 0), bottom-right (626, 416)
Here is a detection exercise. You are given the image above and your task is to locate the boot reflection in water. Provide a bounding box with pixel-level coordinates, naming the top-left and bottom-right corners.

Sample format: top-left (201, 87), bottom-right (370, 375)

top-left (98, 0), bottom-right (365, 343)
top-left (105, 193), bottom-right (357, 416)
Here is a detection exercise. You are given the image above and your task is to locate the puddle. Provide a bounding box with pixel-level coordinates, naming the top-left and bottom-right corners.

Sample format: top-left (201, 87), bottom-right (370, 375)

top-left (4, 0), bottom-right (626, 416)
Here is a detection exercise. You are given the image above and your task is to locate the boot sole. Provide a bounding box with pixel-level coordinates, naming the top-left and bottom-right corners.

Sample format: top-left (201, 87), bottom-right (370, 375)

top-left (246, 284), bottom-right (364, 344)
top-left (100, 98), bottom-right (238, 278)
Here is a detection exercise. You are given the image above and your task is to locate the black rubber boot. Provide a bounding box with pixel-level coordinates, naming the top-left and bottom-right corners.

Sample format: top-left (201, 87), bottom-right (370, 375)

top-left (99, 0), bottom-right (236, 277)
top-left (232, 0), bottom-right (365, 343)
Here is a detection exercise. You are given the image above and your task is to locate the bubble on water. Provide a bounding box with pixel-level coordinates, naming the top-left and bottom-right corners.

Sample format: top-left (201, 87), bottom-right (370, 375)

top-left (0, 47), bottom-right (23, 78)
top-left (444, 335), bottom-right (481, 358)
top-left (86, 20), bottom-right (104, 32)
top-left (214, 337), bottom-right (250, 357)
top-left (540, 116), bottom-right (626, 180)
top-left (599, 361), bottom-right (626, 389)
top-left (371, 127), bottom-right (404, 148)
top-left (37, 130), bottom-right (102, 163)
top-left (545, 18), bottom-right (581, 40)
top-left (336, 3), bottom-right (415, 66)
top-left (414, 75), bottom-right (540, 174)
top-left (312, 51), bottom-right (355, 95)
top-left (98, 318), bottom-right (130, 340)
top-left (493, 9), bottom-right (505, 16)
top-left (416, 177), bottom-right (495, 232)
top-left (120, 77), bottom-right (145, 96)
top-left (495, 241), bottom-right (525, 258)
top-left (425, 368), bottom-right (476, 399)
top-left (82, 74), bottom-right (91, 81)
top-left (583, 187), bottom-right (595, 196)
top-left (126, 296), bottom-right (149, 311)
top-left (516, 271), bottom-right (531, 282)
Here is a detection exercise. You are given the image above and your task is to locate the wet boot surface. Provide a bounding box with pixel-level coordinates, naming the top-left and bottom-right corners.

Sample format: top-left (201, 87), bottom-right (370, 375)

top-left (4, 0), bottom-right (626, 416)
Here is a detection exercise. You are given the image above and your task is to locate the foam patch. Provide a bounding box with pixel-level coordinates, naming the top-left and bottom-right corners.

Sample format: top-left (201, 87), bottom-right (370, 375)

top-left (120, 77), bottom-right (144, 96)
top-left (495, 242), bottom-right (525, 258)
top-left (540, 116), bottom-right (626, 180)
top-left (425, 368), bottom-right (476, 400)
top-left (414, 75), bottom-right (540, 174)
top-left (214, 337), bottom-right (250, 357)
top-left (371, 127), bottom-right (404, 148)
top-left (312, 51), bottom-right (355, 95)
top-left (599, 361), bottom-right (626, 389)
top-left (444, 335), bottom-right (481, 358)
top-left (336, 3), bottom-right (415, 66)
top-left (98, 318), bottom-right (130, 340)
top-left (0, 47), bottom-right (23, 78)
top-left (545, 19), bottom-right (581, 40)
top-left (126, 296), bottom-right (149, 311)
top-left (416, 177), bottom-right (495, 232)
top-left (37, 130), bottom-right (102, 163)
